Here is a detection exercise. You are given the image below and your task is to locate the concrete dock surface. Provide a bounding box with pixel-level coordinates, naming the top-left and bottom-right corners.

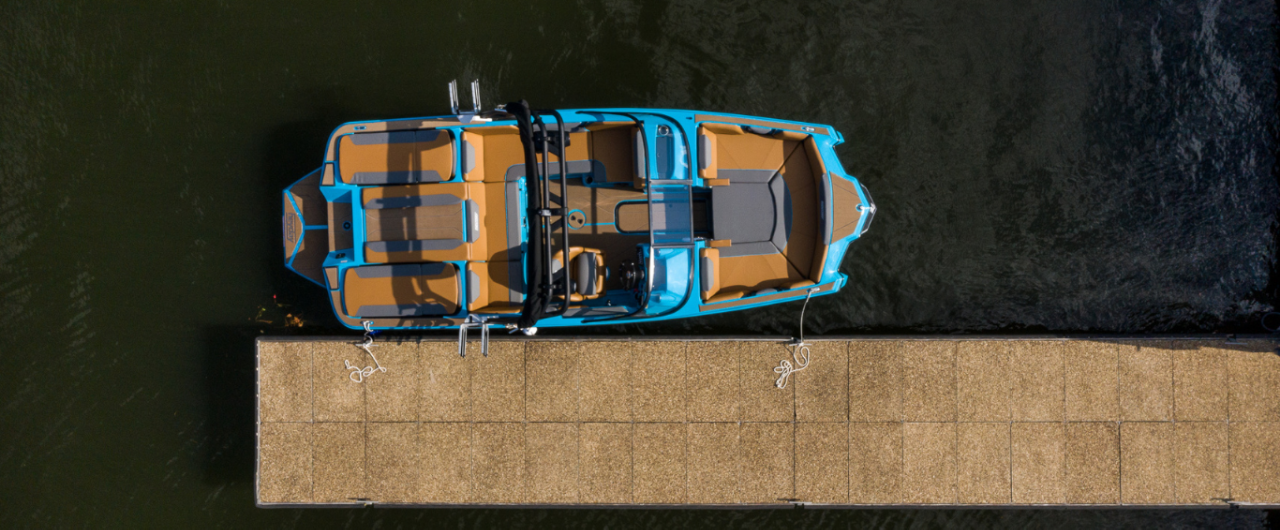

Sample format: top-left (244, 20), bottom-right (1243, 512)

top-left (255, 336), bottom-right (1280, 507)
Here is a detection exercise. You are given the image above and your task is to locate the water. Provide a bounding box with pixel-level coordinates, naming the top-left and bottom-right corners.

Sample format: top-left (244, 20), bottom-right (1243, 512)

top-left (1, 0), bottom-right (1276, 527)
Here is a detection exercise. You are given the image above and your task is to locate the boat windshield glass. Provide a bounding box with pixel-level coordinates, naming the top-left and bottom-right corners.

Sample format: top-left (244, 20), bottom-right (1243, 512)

top-left (637, 120), bottom-right (695, 318)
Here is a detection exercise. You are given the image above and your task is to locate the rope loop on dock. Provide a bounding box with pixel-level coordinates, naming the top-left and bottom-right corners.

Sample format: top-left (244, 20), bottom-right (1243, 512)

top-left (774, 343), bottom-right (810, 389)
top-left (774, 287), bottom-right (820, 389)
top-left (346, 321), bottom-right (386, 383)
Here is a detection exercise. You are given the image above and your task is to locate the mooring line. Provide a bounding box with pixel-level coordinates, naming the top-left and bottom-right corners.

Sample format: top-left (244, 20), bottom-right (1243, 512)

top-left (774, 287), bottom-right (820, 389)
top-left (346, 321), bottom-right (386, 383)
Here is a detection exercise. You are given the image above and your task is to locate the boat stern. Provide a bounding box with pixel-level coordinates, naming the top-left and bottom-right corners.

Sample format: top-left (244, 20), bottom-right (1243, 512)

top-left (283, 168), bottom-right (329, 287)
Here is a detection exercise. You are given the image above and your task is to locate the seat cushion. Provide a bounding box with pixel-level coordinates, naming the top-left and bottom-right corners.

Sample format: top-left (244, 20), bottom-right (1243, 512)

top-left (361, 183), bottom-right (476, 263)
top-left (697, 123), bottom-right (790, 181)
top-left (711, 182), bottom-right (776, 248)
top-left (551, 246), bottom-right (606, 301)
top-left (463, 180), bottom-right (524, 262)
top-left (342, 263), bottom-right (459, 317)
top-left (776, 138), bottom-right (822, 278)
top-left (700, 248), bottom-right (721, 301)
top-left (466, 260), bottom-right (525, 313)
top-left (338, 129), bottom-right (454, 184)
top-left (719, 252), bottom-right (805, 294)
top-left (573, 251), bottom-right (600, 296)
top-left (699, 246), bottom-right (805, 302)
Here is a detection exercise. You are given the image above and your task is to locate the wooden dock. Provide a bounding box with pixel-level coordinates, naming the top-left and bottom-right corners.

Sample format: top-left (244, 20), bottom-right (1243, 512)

top-left (255, 336), bottom-right (1280, 507)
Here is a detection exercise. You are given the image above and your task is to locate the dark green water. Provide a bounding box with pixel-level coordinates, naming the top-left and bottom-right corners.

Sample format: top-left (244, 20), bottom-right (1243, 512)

top-left (1, 0), bottom-right (1277, 527)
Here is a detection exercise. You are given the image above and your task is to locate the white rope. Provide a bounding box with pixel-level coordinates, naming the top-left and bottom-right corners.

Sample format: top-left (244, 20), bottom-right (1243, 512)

top-left (774, 287), bottom-right (819, 389)
top-left (346, 321), bottom-right (386, 383)
top-left (774, 343), bottom-right (810, 389)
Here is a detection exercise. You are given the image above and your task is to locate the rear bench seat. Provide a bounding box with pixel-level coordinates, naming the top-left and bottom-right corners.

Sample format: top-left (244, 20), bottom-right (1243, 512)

top-left (362, 178), bottom-right (525, 264)
top-left (362, 183), bottom-right (477, 262)
top-left (338, 129), bottom-right (454, 185)
top-left (342, 263), bottom-right (460, 318)
top-left (698, 123), bottom-right (829, 303)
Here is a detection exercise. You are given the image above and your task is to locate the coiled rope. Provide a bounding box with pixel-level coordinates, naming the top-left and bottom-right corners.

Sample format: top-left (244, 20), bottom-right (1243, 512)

top-left (774, 287), bottom-right (819, 389)
top-left (346, 321), bottom-right (386, 383)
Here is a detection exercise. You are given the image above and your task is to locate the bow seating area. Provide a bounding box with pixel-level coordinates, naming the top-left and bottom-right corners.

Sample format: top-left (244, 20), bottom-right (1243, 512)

top-left (698, 123), bottom-right (830, 303)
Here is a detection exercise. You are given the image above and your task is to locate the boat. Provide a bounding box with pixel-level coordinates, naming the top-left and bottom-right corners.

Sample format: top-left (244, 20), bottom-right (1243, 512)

top-left (282, 81), bottom-right (875, 340)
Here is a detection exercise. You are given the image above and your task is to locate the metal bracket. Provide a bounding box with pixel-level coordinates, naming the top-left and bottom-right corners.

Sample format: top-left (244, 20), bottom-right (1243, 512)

top-left (457, 314), bottom-right (490, 358)
top-left (447, 78), bottom-right (491, 123)
top-left (470, 79), bottom-right (482, 114)
top-left (448, 79), bottom-right (460, 115)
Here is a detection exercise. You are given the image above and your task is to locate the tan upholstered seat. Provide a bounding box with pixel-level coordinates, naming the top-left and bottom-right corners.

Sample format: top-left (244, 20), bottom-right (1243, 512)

top-left (470, 180), bottom-right (524, 263)
top-left (466, 261), bottom-right (524, 314)
top-left (361, 183), bottom-right (477, 263)
top-left (700, 246), bottom-right (809, 303)
top-left (550, 246), bottom-right (606, 301)
top-left (342, 263), bottom-right (460, 318)
top-left (460, 126), bottom-right (522, 183)
top-left (586, 123), bottom-right (643, 188)
top-left (361, 177), bottom-right (526, 267)
top-left (337, 129), bottom-right (454, 185)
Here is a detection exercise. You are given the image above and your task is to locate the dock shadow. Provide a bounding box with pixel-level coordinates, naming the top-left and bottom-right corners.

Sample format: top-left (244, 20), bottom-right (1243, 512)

top-left (199, 325), bottom-right (261, 485)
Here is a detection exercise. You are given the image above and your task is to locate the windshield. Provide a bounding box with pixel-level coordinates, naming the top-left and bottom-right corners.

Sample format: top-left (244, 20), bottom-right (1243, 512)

top-left (638, 120), bottom-right (695, 318)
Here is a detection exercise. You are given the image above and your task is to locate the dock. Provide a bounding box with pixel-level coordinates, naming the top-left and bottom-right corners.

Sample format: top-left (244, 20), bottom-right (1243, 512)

top-left (255, 336), bottom-right (1280, 507)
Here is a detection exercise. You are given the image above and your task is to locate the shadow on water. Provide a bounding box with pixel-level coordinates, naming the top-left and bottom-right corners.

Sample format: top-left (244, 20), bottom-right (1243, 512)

top-left (258, 91), bottom-right (365, 334)
top-left (199, 95), bottom-right (376, 485)
top-left (200, 325), bottom-right (259, 485)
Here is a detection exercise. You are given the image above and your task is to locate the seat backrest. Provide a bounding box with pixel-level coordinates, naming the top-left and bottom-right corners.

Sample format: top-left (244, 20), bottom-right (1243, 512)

top-left (551, 246), bottom-right (606, 301)
top-left (632, 128), bottom-right (647, 187)
top-left (699, 247), bottom-right (720, 300)
top-left (572, 251), bottom-right (602, 297)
